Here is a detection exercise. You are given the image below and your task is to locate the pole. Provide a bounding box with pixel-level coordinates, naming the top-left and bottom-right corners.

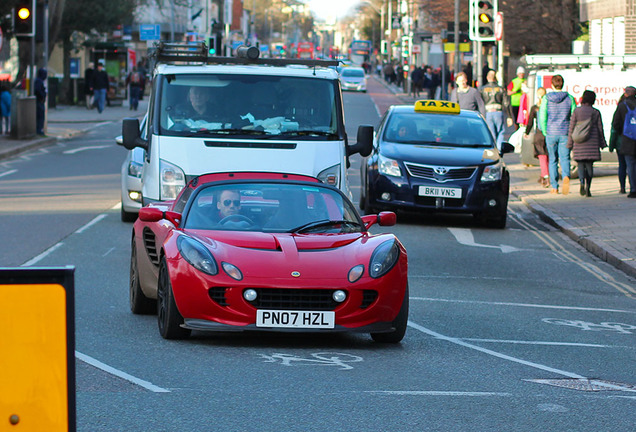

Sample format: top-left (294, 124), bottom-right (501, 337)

top-left (454, 0), bottom-right (460, 77)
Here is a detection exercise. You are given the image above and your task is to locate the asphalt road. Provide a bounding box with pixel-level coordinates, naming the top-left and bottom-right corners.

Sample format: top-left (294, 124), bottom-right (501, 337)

top-left (1, 91), bottom-right (635, 431)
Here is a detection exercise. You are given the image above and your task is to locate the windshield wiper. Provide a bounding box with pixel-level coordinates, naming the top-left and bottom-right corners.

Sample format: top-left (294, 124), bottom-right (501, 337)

top-left (208, 128), bottom-right (269, 135)
top-left (290, 219), bottom-right (362, 234)
top-left (279, 130), bottom-right (339, 138)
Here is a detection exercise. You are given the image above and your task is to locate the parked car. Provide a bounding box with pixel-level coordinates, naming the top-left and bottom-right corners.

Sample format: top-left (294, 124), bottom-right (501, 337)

top-left (130, 172), bottom-right (408, 343)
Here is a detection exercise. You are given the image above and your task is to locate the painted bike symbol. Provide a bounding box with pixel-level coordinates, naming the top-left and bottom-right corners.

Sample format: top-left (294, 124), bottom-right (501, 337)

top-left (542, 318), bottom-right (636, 334)
top-left (258, 352), bottom-right (363, 370)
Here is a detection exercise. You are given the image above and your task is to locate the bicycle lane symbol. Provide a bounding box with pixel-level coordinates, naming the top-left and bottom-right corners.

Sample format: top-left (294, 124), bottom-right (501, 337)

top-left (258, 352), bottom-right (364, 370)
top-left (542, 318), bottom-right (636, 334)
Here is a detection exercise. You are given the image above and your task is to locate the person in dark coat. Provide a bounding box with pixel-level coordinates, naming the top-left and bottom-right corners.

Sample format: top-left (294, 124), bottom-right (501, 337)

top-left (84, 62), bottom-right (94, 109)
top-left (90, 61), bottom-right (110, 113)
top-left (612, 86), bottom-right (636, 198)
top-left (34, 68), bottom-right (47, 135)
top-left (567, 90), bottom-right (607, 197)
top-left (525, 87), bottom-right (549, 187)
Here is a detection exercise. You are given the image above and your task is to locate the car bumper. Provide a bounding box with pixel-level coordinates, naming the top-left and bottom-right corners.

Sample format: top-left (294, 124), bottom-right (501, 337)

top-left (341, 82), bottom-right (367, 92)
top-left (368, 172), bottom-right (509, 215)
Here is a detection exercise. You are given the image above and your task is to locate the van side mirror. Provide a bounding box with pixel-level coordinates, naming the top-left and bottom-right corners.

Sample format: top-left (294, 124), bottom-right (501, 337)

top-left (347, 125), bottom-right (373, 157)
top-left (122, 118), bottom-right (148, 150)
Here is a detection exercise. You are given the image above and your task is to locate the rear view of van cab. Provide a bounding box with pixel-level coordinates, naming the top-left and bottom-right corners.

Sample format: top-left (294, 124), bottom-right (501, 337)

top-left (119, 43), bottom-right (372, 218)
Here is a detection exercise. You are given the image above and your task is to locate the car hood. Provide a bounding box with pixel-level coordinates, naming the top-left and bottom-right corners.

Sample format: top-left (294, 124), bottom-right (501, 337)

top-left (381, 142), bottom-right (500, 166)
top-left (183, 230), bottom-right (379, 279)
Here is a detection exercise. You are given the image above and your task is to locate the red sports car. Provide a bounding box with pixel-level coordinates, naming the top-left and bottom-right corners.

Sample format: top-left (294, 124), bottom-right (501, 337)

top-left (130, 172), bottom-right (408, 343)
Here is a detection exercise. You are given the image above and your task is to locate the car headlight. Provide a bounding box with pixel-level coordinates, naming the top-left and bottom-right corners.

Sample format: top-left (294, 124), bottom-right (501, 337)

top-left (481, 161), bottom-right (503, 182)
top-left (318, 164), bottom-right (340, 187)
top-left (369, 240), bottom-right (400, 278)
top-left (177, 236), bottom-right (218, 276)
top-left (160, 159), bottom-right (186, 200)
top-left (128, 160), bottom-right (143, 178)
top-left (378, 155), bottom-right (402, 177)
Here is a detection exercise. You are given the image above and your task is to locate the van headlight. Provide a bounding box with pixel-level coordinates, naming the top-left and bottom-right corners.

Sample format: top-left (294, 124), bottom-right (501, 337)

top-left (160, 159), bottom-right (186, 200)
top-left (318, 164), bottom-right (340, 187)
top-left (378, 155), bottom-right (402, 177)
top-left (481, 161), bottom-right (503, 182)
top-left (369, 240), bottom-right (400, 278)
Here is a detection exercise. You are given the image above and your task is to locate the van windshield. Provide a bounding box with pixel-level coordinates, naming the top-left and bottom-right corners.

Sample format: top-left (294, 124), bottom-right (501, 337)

top-left (158, 73), bottom-right (341, 139)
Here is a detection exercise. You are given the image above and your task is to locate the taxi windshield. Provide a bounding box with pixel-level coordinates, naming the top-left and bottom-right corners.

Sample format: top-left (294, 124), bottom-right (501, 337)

top-left (383, 113), bottom-right (494, 147)
top-left (158, 74), bottom-right (340, 139)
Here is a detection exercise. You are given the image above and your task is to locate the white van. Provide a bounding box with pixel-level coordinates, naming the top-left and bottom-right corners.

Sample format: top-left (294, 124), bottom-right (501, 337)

top-left (119, 43), bottom-right (372, 214)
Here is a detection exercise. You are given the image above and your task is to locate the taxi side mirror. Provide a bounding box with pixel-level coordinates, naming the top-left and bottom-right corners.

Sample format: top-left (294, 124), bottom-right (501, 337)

top-left (500, 142), bottom-right (515, 155)
top-left (348, 125), bottom-right (373, 157)
top-left (122, 118), bottom-right (148, 151)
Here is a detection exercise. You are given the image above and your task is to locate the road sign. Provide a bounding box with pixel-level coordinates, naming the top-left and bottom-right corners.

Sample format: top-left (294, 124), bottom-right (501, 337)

top-left (140, 24), bottom-right (161, 41)
top-left (494, 12), bottom-right (503, 41)
top-left (1, 267), bottom-right (76, 431)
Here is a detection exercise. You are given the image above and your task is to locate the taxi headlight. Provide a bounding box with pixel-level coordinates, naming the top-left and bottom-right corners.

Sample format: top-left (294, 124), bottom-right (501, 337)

top-left (369, 240), bottom-right (400, 278)
top-left (378, 155), bottom-right (402, 177)
top-left (481, 161), bottom-right (503, 182)
top-left (177, 236), bottom-right (218, 276)
top-left (160, 159), bottom-right (186, 200)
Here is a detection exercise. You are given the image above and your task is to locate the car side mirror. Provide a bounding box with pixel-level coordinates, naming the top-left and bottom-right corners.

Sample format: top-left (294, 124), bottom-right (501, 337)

top-left (361, 211), bottom-right (396, 229)
top-left (122, 118), bottom-right (148, 151)
top-left (347, 125), bottom-right (373, 157)
top-left (139, 208), bottom-right (181, 227)
top-left (500, 142), bottom-right (515, 155)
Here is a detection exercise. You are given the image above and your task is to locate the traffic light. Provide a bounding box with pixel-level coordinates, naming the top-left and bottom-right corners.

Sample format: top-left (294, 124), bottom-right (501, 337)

top-left (208, 36), bottom-right (216, 55)
top-left (14, 0), bottom-right (35, 38)
top-left (401, 36), bottom-right (409, 57)
top-left (469, 0), bottom-right (496, 41)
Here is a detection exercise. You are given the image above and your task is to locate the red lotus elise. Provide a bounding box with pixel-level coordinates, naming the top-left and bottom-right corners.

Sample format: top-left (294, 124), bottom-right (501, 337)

top-left (130, 172), bottom-right (408, 342)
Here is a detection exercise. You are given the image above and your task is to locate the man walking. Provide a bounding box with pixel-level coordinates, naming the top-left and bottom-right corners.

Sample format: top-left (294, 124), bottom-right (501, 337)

top-left (538, 74), bottom-right (577, 195)
top-left (91, 60), bottom-right (109, 113)
top-left (480, 70), bottom-right (509, 151)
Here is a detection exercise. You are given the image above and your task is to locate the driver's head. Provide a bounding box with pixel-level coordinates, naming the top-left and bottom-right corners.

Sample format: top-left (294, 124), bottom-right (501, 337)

top-left (188, 86), bottom-right (211, 115)
top-left (217, 190), bottom-right (241, 218)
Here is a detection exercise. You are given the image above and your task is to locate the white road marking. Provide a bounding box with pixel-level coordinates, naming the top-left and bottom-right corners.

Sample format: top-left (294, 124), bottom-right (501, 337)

top-left (75, 351), bottom-right (170, 393)
top-left (75, 214), bottom-right (107, 234)
top-left (21, 242), bottom-right (65, 266)
top-left (448, 227), bottom-right (523, 253)
top-left (462, 338), bottom-right (620, 348)
top-left (0, 169), bottom-right (18, 178)
top-left (364, 390), bottom-right (511, 397)
top-left (63, 145), bottom-right (110, 154)
top-left (410, 296), bottom-right (636, 314)
top-left (407, 320), bottom-right (586, 379)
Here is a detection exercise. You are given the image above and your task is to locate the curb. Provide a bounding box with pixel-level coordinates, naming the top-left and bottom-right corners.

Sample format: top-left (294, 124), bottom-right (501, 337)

top-left (514, 192), bottom-right (636, 279)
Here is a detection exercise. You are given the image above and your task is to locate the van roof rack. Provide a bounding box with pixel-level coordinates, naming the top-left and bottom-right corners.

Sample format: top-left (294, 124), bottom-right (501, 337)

top-left (151, 41), bottom-right (339, 68)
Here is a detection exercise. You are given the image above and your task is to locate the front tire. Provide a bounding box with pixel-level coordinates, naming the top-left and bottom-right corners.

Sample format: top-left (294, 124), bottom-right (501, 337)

top-left (157, 257), bottom-right (191, 340)
top-left (130, 237), bottom-right (156, 314)
top-left (121, 205), bottom-right (137, 222)
top-left (371, 284), bottom-right (408, 343)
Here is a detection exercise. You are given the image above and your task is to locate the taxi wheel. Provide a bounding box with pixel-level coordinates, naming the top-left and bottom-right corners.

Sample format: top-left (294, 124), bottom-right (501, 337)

top-left (371, 285), bottom-right (408, 343)
top-left (477, 206), bottom-right (508, 229)
top-left (130, 237), bottom-right (156, 315)
top-left (157, 257), bottom-right (191, 340)
top-left (363, 193), bottom-right (377, 215)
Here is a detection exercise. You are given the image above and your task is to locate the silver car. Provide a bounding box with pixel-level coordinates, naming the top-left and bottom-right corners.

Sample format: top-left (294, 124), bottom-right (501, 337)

top-left (339, 67), bottom-right (367, 92)
top-left (118, 116), bottom-right (146, 222)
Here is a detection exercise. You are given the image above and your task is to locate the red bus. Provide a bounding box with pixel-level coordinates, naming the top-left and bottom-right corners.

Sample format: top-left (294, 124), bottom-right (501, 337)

top-left (297, 42), bottom-right (314, 59)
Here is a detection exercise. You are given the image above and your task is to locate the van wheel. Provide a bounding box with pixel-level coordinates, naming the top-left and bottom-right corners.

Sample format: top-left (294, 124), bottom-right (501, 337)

top-left (121, 206), bottom-right (137, 222)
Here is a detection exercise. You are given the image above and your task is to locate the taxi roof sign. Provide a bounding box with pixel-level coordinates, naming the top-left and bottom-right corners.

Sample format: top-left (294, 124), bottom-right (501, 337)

top-left (414, 100), bottom-right (460, 114)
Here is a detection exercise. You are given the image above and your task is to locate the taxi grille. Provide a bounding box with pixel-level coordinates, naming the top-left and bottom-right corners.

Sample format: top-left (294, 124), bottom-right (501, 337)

top-left (405, 163), bottom-right (476, 183)
top-left (248, 288), bottom-right (338, 311)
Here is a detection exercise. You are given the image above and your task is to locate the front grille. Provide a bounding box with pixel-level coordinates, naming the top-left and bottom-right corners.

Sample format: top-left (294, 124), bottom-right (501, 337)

top-left (360, 290), bottom-right (378, 309)
top-left (208, 287), bottom-right (229, 306)
top-left (415, 196), bottom-right (465, 208)
top-left (405, 163), bottom-right (476, 183)
top-left (248, 288), bottom-right (338, 311)
top-left (142, 228), bottom-right (159, 266)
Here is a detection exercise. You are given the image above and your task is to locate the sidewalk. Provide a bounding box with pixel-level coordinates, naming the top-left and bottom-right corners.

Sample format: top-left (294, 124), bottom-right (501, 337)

top-left (0, 99), bottom-right (147, 160)
top-left (371, 74), bottom-right (636, 280)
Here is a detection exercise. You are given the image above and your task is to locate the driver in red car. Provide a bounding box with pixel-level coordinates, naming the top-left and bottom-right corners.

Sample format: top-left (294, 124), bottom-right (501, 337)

top-left (217, 190), bottom-right (241, 219)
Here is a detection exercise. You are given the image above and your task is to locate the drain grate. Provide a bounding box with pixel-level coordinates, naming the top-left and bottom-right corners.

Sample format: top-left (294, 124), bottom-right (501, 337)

top-left (525, 378), bottom-right (636, 392)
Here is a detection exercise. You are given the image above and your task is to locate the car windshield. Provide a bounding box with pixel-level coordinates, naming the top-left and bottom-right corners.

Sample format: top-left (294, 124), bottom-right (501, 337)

top-left (341, 69), bottom-right (365, 78)
top-left (183, 182), bottom-right (363, 233)
top-left (159, 74), bottom-right (339, 139)
top-left (383, 113), bottom-right (494, 147)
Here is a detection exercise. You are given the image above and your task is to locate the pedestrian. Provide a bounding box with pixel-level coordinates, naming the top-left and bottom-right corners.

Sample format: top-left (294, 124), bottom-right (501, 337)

top-left (567, 90), bottom-right (607, 197)
top-left (137, 61), bottom-right (147, 101)
top-left (611, 85), bottom-right (636, 198)
top-left (507, 66), bottom-right (526, 128)
top-left (538, 74), bottom-right (577, 195)
top-left (34, 68), bottom-right (47, 136)
top-left (463, 62), bottom-right (473, 86)
top-left (410, 66), bottom-right (422, 98)
top-left (0, 83), bottom-right (10, 135)
top-left (525, 87), bottom-right (549, 187)
top-left (480, 70), bottom-right (509, 151)
top-left (91, 60), bottom-right (109, 113)
top-left (126, 67), bottom-right (142, 110)
top-left (84, 62), bottom-right (94, 109)
top-left (609, 90), bottom-right (633, 194)
top-left (450, 72), bottom-right (485, 118)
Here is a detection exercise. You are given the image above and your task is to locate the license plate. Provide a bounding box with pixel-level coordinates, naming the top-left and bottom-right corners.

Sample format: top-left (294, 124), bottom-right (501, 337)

top-left (256, 310), bottom-right (335, 329)
top-left (418, 186), bottom-right (462, 198)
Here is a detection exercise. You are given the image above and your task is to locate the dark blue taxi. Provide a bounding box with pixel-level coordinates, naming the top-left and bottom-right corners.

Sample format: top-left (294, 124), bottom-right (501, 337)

top-left (360, 100), bottom-right (514, 228)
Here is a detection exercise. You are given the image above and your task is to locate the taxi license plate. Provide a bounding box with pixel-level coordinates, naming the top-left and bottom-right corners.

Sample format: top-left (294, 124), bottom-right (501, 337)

top-left (419, 186), bottom-right (462, 198)
top-left (256, 310), bottom-right (335, 329)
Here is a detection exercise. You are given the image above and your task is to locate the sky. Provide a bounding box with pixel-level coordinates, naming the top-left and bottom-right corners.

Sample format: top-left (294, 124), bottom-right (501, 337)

top-left (306, 0), bottom-right (361, 21)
